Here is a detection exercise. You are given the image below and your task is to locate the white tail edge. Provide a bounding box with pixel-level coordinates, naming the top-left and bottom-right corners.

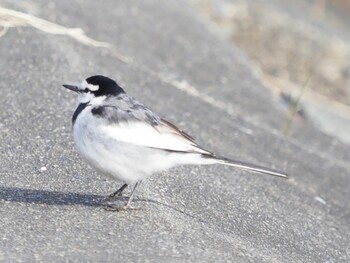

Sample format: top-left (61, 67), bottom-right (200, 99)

top-left (214, 157), bottom-right (288, 178)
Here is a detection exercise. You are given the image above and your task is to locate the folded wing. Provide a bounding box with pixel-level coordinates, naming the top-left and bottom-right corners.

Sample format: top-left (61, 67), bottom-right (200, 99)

top-left (93, 104), bottom-right (213, 155)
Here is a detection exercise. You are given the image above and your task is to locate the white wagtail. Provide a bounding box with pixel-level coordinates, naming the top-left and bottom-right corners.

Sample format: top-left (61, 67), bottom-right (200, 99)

top-left (63, 75), bottom-right (287, 210)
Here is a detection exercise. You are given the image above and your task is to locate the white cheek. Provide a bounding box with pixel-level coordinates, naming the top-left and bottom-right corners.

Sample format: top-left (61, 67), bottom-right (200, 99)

top-left (78, 92), bottom-right (94, 103)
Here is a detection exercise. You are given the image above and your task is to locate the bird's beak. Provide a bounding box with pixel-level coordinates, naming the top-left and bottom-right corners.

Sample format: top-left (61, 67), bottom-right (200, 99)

top-left (62, 84), bottom-right (79, 92)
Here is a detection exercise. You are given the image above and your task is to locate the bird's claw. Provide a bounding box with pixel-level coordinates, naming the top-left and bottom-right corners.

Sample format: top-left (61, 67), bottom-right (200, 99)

top-left (104, 203), bottom-right (140, 212)
top-left (102, 194), bottom-right (125, 204)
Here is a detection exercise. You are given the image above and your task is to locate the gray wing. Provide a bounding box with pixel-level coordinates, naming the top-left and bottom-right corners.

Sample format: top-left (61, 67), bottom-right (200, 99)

top-left (90, 94), bottom-right (214, 155)
top-left (92, 94), bottom-right (161, 126)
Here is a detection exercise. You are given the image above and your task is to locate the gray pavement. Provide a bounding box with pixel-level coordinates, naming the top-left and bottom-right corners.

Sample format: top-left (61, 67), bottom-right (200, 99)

top-left (0, 1), bottom-right (349, 262)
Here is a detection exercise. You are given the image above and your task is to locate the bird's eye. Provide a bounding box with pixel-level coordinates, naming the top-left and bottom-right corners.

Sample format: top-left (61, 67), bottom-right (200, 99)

top-left (84, 88), bottom-right (90, 93)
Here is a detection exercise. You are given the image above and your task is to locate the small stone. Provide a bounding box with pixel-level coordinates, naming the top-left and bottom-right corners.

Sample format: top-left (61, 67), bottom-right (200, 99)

top-left (315, 196), bottom-right (326, 205)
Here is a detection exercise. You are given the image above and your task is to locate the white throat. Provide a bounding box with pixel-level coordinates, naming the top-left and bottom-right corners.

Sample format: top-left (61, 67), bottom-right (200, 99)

top-left (78, 92), bottom-right (95, 104)
top-left (78, 94), bottom-right (107, 106)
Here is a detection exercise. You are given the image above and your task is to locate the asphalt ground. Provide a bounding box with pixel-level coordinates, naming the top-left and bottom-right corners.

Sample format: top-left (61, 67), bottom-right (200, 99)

top-left (0, 1), bottom-right (349, 262)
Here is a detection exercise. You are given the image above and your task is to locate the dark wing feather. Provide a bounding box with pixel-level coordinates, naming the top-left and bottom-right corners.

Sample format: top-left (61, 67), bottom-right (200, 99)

top-left (160, 118), bottom-right (196, 142)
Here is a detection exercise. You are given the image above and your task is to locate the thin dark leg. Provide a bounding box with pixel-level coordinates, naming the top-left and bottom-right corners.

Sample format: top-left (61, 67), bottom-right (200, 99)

top-left (109, 184), bottom-right (128, 198)
top-left (104, 184), bottom-right (128, 203)
top-left (104, 182), bottom-right (141, 211)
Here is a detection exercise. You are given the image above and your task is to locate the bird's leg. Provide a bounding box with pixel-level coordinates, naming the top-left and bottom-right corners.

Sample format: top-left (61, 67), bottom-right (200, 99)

top-left (125, 182), bottom-right (140, 209)
top-left (110, 184), bottom-right (128, 198)
top-left (105, 182), bottom-right (141, 211)
top-left (104, 184), bottom-right (128, 202)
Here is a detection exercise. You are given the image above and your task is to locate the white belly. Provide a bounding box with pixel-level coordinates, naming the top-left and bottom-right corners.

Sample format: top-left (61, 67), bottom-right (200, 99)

top-left (73, 108), bottom-right (205, 184)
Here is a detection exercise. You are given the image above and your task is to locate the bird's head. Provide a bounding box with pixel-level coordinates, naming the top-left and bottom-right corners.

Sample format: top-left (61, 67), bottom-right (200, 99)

top-left (63, 75), bottom-right (125, 103)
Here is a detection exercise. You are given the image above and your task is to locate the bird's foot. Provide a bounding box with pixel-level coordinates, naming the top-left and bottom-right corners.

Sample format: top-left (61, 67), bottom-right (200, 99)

top-left (104, 202), bottom-right (140, 212)
top-left (102, 193), bottom-right (126, 204)
top-left (102, 183), bottom-right (140, 211)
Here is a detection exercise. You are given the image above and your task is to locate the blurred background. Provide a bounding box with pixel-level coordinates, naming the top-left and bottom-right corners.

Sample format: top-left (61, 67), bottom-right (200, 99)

top-left (192, 0), bottom-right (350, 143)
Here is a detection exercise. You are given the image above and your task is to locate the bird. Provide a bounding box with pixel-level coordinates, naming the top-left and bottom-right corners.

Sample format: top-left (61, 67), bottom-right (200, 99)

top-left (62, 75), bottom-right (288, 210)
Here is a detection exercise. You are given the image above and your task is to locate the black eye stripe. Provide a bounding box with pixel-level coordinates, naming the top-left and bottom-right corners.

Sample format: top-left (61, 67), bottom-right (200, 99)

top-left (84, 88), bottom-right (90, 93)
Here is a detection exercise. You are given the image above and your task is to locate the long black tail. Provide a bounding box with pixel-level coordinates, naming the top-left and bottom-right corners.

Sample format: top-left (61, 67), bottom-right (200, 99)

top-left (213, 156), bottom-right (288, 178)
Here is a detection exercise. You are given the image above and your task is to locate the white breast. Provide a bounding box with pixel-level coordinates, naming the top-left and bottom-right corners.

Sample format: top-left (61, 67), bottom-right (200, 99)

top-left (73, 107), bottom-right (206, 184)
